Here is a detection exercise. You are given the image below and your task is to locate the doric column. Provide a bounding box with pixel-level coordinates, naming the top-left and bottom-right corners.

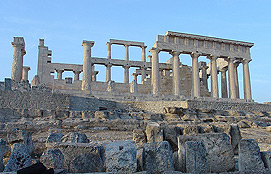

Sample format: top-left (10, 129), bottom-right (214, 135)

top-left (199, 61), bottom-right (208, 90)
top-left (242, 59), bottom-right (252, 100)
top-left (130, 73), bottom-right (138, 94)
top-left (123, 65), bottom-right (130, 84)
top-left (208, 55), bottom-right (219, 98)
top-left (92, 71), bottom-right (99, 81)
top-left (81, 40), bottom-right (95, 93)
top-left (190, 53), bottom-right (201, 98)
top-left (106, 63), bottom-right (112, 82)
top-left (234, 62), bottom-right (240, 98)
top-left (225, 57), bottom-right (236, 99)
top-left (149, 47), bottom-right (160, 95)
top-left (220, 68), bottom-right (228, 98)
top-left (106, 42), bottom-right (111, 59)
top-left (125, 45), bottom-right (129, 61)
top-left (73, 71), bottom-right (81, 81)
top-left (56, 69), bottom-right (64, 80)
top-left (147, 55), bottom-right (152, 62)
top-left (141, 46), bottom-right (147, 83)
top-left (170, 51), bottom-right (181, 96)
top-left (11, 37), bottom-right (25, 82)
top-left (22, 66), bottom-right (31, 81)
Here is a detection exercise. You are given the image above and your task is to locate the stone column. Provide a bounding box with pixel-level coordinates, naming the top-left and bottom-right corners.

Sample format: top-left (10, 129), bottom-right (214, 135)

top-left (199, 62), bottom-right (208, 90)
top-left (242, 59), bottom-right (252, 100)
top-left (226, 57), bottom-right (236, 99)
top-left (106, 42), bottom-right (112, 82)
top-left (92, 71), bottom-right (99, 81)
top-left (123, 65), bottom-right (130, 84)
top-left (147, 55), bottom-right (152, 62)
top-left (191, 53), bottom-right (201, 98)
top-left (73, 71), bottom-right (81, 81)
top-left (150, 48), bottom-right (160, 95)
top-left (81, 40), bottom-right (95, 93)
top-left (56, 69), bottom-right (64, 80)
top-left (234, 62), bottom-right (240, 98)
top-left (208, 56), bottom-right (219, 98)
top-left (130, 73), bottom-right (138, 94)
top-left (125, 45), bottom-right (129, 61)
top-left (171, 51), bottom-right (181, 96)
top-left (141, 46), bottom-right (147, 83)
top-left (220, 68), bottom-right (228, 98)
top-left (11, 37), bottom-right (25, 82)
top-left (22, 66), bottom-right (31, 81)
top-left (106, 64), bottom-right (112, 82)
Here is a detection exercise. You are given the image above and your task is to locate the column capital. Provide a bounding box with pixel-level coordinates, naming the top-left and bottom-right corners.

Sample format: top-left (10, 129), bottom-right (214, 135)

top-left (190, 52), bottom-right (201, 58)
top-left (124, 44), bottom-right (130, 48)
top-left (56, 69), bottom-right (64, 73)
top-left (106, 63), bottom-right (113, 68)
top-left (170, 50), bottom-right (181, 57)
top-left (82, 40), bottom-right (95, 47)
top-left (123, 65), bottom-right (131, 69)
top-left (23, 66), bottom-right (31, 71)
top-left (224, 57), bottom-right (235, 62)
top-left (73, 70), bottom-right (81, 73)
top-left (106, 42), bottom-right (112, 46)
top-left (207, 55), bottom-right (218, 60)
top-left (149, 47), bottom-right (160, 53)
top-left (242, 58), bottom-right (252, 64)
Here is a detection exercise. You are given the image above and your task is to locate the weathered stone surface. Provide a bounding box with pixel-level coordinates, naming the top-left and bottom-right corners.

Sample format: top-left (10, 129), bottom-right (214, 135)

top-left (164, 125), bottom-right (181, 151)
top-left (239, 139), bottom-right (265, 171)
top-left (55, 142), bottom-right (103, 173)
top-left (143, 141), bottom-right (174, 173)
top-left (0, 139), bottom-right (7, 172)
top-left (145, 122), bottom-right (164, 143)
top-left (4, 143), bottom-right (33, 172)
top-left (104, 140), bottom-right (137, 173)
top-left (261, 151), bottom-right (271, 169)
top-left (182, 125), bottom-right (199, 135)
top-left (178, 133), bottom-right (234, 173)
top-left (137, 148), bottom-right (144, 172)
top-left (40, 148), bottom-right (64, 170)
top-left (133, 129), bottom-right (146, 146)
top-left (229, 124), bottom-right (242, 155)
top-left (61, 132), bottom-right (89, 143)
top-left (185, 141), bottom-right (207, 173)
top-left (46, 133), bottom-right (63, 143)
top-left (94, 111), bottom-right (108, 120)
top-left (7, 129), bottom-right (33, 154)
top-left (238, 120), bottom-right (251, 128)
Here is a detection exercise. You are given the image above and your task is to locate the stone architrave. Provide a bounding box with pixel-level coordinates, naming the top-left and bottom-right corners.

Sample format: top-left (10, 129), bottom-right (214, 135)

top-left (81, 40), bottom-right (94, 93)
top-left (239, 139), bottom-right (265, 171)
top-left (104, 140), bottom-right (137, 173)
top-left (185, 141), bottom-right (207, 173)
top-left (11, 37), bottom-right (26, 82)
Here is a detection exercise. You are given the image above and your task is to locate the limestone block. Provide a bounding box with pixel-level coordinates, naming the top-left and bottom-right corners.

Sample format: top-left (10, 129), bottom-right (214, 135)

top-left (164, 125), bottom-right (181, 151)
top-left (40, 148), bottom-right (64, 169)
top-left (145, 122), bottom-right (164, 143)
top-left (133, 129), bottom-right (146, 147)
top-left (163, 107), bottom-right (183, 115)
top-left (61, 132), bottom-right (89, 143)
top-left (136, 148), bottom-right (144, 171)
top-left (55, 142), bottom-right (103, 173)
top-left (94, 111), bottom-right (108, 120)
top-left (178, 133), bottom-right (234, 173)
top-left (0, 139), bottom-right (7, 172)
top-left (143, 141), bottom-right (174, 173)
top-left (182, 125), bottom-right (199, 135)
top-left (104, 140), bottom-right (137, 173)
top-left (30, 75), bottom-right (41, 87)
top-left (261, 151), bottom-right (271, 169)
top-left (46, 133), bottom-right (63, 143)
top-left (7, 129), bottom-right (33, 154)
top-left (239, 139), bottom-right (265, 171)
top-left (185, 141), bottom-right (207, 173)
top-left (199, 124), bottom-right (214, 133)
top-left (266, 126), bottom-right (271, 132)
top-left (4, 143), bottom-right (33, 172)
top-left (238, 120), bottom-right (251, 128)
top-left (229, 124), bottom-right (242, 154)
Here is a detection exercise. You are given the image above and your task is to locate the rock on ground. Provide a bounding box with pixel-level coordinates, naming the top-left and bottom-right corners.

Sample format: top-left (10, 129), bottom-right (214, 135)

top-left (104, 140), bottom-right (137, 173)
top-left (0, 139), bottom-right (6, 172)
top-left (7, 129), bottom-right (33, 154)
top-left (40, 148), bottom-right (64, 170)
top-left (61, 132), bottom-right (89, 143)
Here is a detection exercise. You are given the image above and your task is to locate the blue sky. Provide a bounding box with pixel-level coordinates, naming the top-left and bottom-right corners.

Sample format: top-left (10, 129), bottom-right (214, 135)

top-left (0, 0), bottom-right (270, 103)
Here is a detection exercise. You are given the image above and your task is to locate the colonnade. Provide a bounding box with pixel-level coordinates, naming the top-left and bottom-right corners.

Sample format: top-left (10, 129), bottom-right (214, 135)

top-left (106, 41), bottom-right (147, 84)
top-left (149, 47), bottom-right (252, 100)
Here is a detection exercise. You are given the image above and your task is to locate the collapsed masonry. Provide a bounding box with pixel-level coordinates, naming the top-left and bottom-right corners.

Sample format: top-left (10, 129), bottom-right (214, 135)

top-left (1, 31), bottom-right (271, 173)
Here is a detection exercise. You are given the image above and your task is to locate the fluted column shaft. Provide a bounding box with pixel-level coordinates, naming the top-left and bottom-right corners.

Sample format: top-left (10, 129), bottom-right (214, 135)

top-left (124, 65), bottom-right (130, 84)
top-left (11, 43), bottom-right (24, 82)
top-left (243, 59), bottom-right (252, 100)
top-left (191, 53), bottom-right (200, 98)
top-left (82, 40), bottom-right (94, 93)
top-left (209, 56), bottom-right (219, 98)
top-left (171, 51), bottom-right (181, 96)
top-left (220, 69), bottom-right (228, 98)
top-left (201, 66), bottom-right (208, 90)
top-left (234, 63), bottom-right (240, 98)
top-left (106, 42), bottom-right (112, 82)
top-left (141, 46), bottom-right (147, 83)
top-left (150, 48), bottom-right (160, 95)
top-left (227, 58), bottom-right (236, 99)
top-left (22, 66), bottom-right (30, 81)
